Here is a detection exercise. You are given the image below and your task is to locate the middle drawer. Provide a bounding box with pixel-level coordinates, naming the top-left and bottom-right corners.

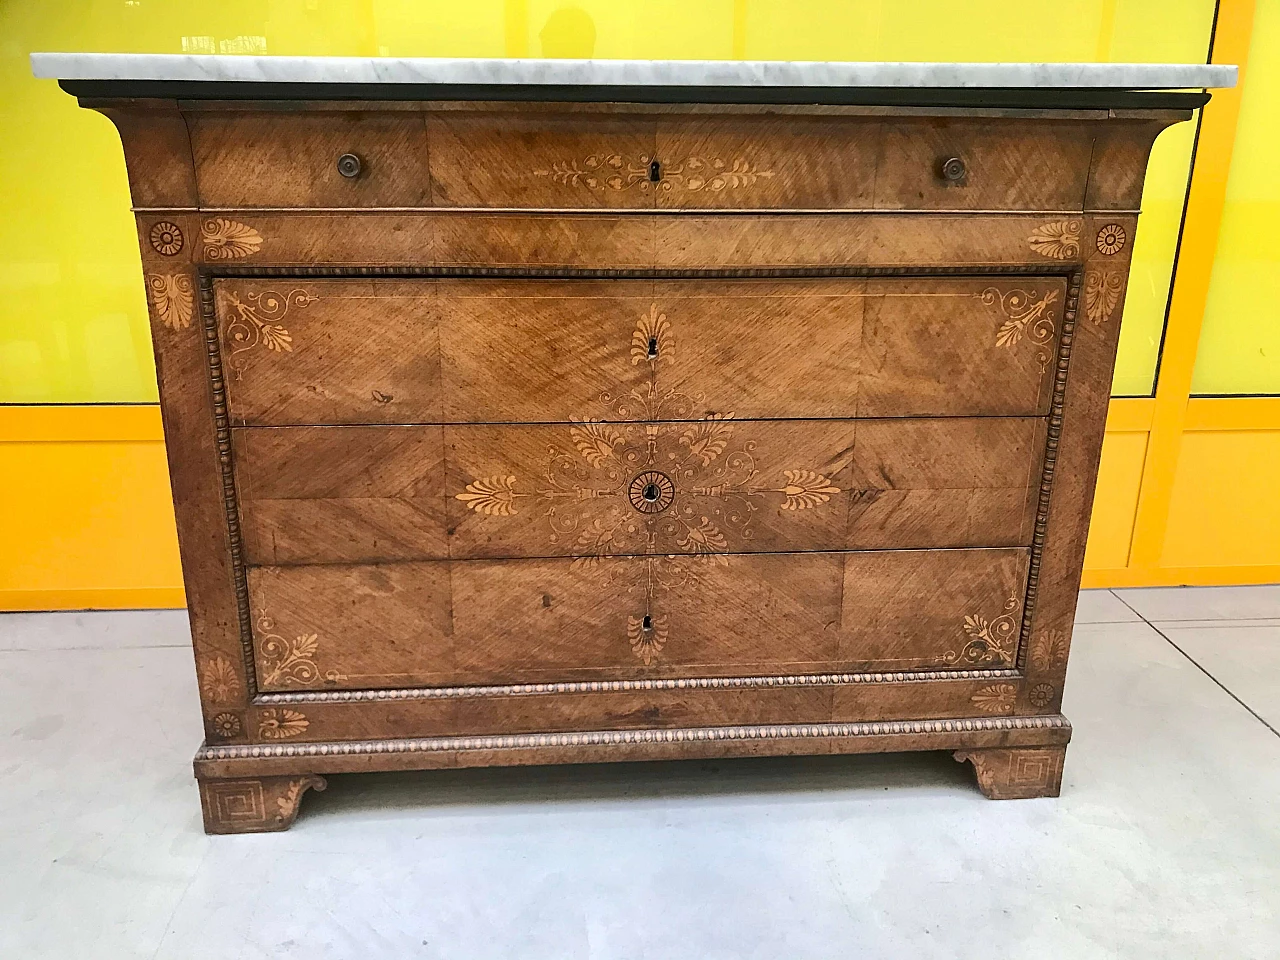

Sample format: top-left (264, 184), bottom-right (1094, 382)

top-left (231, 417), bottom-right (1045, 564)
top-left (215, 276), bottom-right (1064, 425)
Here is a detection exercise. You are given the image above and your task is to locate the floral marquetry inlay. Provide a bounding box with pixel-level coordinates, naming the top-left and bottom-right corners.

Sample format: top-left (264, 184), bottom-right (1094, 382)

top-left (1027, 219), bottom-right (1082, 260)
top-left (256, 619), bottom-right (348, 688)
top-left (533, 155), bottom-right (774, 193)
top-left (146, 274), bottom-right (193, 330)
top-left (939, 595), bottom-right (1021, 667)
top-left (455, 303), bottom-right (842, 665)
top-left (221, 288), bottom-right (316, 377)
top-left (979, 286), bottom-right (1059, 365)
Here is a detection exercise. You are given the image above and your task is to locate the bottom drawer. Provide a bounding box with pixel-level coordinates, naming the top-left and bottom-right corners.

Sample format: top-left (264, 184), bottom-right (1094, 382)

top-left (247, 548), bottom-right (1029, 691)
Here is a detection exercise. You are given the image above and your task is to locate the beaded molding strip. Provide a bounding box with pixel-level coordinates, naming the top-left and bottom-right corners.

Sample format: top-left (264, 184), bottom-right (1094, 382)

top-left (256, 668), bottom-right (1022, 704)
top-left (197, 714), bottom-right (1070, 761)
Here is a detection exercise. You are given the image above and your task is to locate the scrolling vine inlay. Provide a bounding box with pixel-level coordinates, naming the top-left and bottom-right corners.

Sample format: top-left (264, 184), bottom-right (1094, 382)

top-left (534, 155), bottom-right (774, 192)
top-left (979, 286), bottom-right (1059, 365)
top-left (256, 618), bottom-right (348, 688)
top-left (220, 289), bottom-right (316, 377)
top-left (939, 594), bottom-right (1021, 667)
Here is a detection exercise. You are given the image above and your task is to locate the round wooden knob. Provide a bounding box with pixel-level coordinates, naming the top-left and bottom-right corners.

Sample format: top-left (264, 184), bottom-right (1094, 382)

top-left (337, 153), bottom-right (363, 178)
top-left (940, 156), bottom-right (967, 183)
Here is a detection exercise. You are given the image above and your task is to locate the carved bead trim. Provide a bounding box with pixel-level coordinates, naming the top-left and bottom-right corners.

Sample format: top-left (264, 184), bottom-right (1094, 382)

top-left (148, 221), bottom-right (184, 256)
top-left (197, 714), bottom-right (1071, 761)
top-left (1016, 270), bottom-right (1082, 666)
top-left (257, 669), bottom-right (1021, 704)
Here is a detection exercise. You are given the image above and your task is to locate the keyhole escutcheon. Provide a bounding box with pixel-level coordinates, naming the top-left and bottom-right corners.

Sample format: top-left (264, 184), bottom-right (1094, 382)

top-left (648, 159), bottom-right (661, 183)
top-left (647, 335), bottom-right (658, 359)
top-left (642, 614), bottom-right (653, 631)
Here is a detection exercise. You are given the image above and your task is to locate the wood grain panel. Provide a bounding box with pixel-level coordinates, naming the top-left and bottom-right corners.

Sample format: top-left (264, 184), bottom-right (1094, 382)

top-left (231, 417), bottom-right (1040, 565)
top-left (873, 118), bottom-right (1093, 210)
top-left (189, 112), bottom-right (430, 207)
top-left (428, 110), bottom-right (657, 208)
top-left (838, 548), bottom-right (1029, 668)
top-left (217, 277), bottom-right (1057, 425)
top-left (845, 418), bottom-right (1044, 548)
top-left (215, 279), bottom-right (442, 426)
top-left (654, 116), bottom-right (879, 209)
top-left (859, 277), bottom-right (1063, 416)
top-left (233, 426), bottom-right (448, 565)
top-left (244, 548), bottom-right (1029, 689)
top-left (247, 563), bottom-right (454, 692)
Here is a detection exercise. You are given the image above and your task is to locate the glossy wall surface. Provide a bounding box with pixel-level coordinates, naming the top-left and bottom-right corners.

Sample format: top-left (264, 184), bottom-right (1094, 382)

top-left (1, 0), bottom-right (1276, 610)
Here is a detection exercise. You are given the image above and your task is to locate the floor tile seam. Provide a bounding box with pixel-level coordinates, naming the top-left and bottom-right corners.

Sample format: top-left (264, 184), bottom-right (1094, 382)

top-left (1124, 598), bottom-right (1280, 742)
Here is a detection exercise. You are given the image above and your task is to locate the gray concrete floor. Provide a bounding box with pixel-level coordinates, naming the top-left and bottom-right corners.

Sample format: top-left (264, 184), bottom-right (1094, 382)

top-left (2, 587), bottom-right (1279, 959)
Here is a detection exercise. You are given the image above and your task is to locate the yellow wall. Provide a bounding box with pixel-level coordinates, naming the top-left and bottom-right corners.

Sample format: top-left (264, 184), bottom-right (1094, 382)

top-left (0, 0), bottom-right (1275, 610)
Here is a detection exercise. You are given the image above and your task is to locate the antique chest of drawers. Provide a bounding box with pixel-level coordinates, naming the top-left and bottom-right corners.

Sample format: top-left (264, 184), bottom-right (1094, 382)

top-left (37, 55), bottom-right (1232, 832)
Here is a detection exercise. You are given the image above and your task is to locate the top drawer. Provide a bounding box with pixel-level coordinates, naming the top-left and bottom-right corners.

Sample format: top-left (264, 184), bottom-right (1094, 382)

top-left (214, 276), bottom-right (1063, 425)
top-left (187, 108), bottom-right (1095, 211)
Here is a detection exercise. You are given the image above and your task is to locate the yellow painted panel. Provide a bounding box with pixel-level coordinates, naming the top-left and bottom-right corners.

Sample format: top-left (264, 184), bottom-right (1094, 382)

top-left (1194, 0), bottom-right (1280, 395)
top-left (1, 0), bottom-right (1214, 402)
top-left (1083, 430), bottom-right (1149, 570)
top-left (1162, 430), bottom-right (1280, 567)
top-left (0, 439), bottom-right (183, 598)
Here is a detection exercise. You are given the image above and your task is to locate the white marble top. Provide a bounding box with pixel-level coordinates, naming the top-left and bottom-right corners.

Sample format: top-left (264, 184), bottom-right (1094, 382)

top-left (31, 54), bottom-right (1235, 89)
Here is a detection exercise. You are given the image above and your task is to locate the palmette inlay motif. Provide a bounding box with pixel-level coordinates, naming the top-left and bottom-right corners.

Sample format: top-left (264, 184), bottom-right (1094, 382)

top-left (200, 656), bottom-right (241, 702)
top-left (1030, 630), bottom-right (1069, 671)
top-left (146, 274), bottom-right (193, 330)
top-left (1084, 270), bottom-right (1124, 325)
top-left (971, 683), bottom-right (1017, 715)
top-left (256, 618), bottom-right (348, 688)
top-left (258, 708), bottom-right (309, 739)
top-left (200, 217), bottom-right (263, 259)
top-left (1027, 219), bottom-right (1082, 260)
top-left (456, 304), bottom-right (841, 664)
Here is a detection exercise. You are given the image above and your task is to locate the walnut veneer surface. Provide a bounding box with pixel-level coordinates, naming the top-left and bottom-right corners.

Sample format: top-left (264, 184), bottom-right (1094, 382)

top-left (76, 89), bottom-right (1194, 831)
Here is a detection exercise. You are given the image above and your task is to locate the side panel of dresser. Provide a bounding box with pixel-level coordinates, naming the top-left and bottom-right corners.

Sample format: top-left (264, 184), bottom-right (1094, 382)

top-left (95, 102), bottom-right (258, 749)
